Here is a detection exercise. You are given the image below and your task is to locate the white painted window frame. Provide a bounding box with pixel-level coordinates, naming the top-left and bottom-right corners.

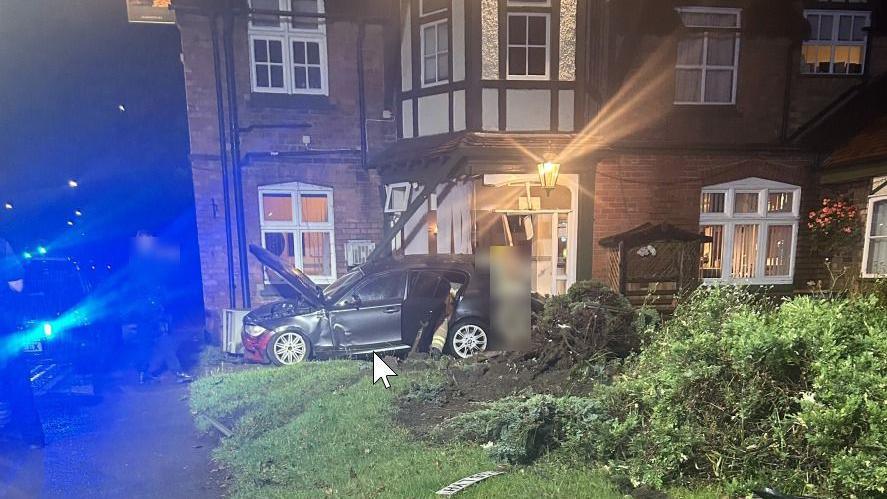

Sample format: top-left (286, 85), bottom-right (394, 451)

top-left (801, 10), bottom-right (870, 75)
top-left (507, 0), bottom-right (552, 6)
top-left (699, 178), bottom-right (801, 285)
top-left (862, 194), bottom-right (887, 278)
top-left (384, 182), bottom-right (413, 213)
top-left (248, 0), bottom-right (329, 96)
top-left (674, 6), bottom-right (741, 105)
top-left (420, 19), bottom-right (450, 88)
top-left (506, 12), bottom-right (551, 81)
top-left (259, 182), bottom-right (337, 284)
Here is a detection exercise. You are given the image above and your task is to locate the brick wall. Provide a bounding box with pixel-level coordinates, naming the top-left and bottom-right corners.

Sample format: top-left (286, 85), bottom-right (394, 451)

top-left (177, 8), bottom-right (395, 338)
top-left (589, 152), bottom-right (816, 288)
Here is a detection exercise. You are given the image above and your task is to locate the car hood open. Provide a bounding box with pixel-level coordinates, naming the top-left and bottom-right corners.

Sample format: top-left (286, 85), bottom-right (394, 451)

top-left (248, 244), bottom-right (326, 308)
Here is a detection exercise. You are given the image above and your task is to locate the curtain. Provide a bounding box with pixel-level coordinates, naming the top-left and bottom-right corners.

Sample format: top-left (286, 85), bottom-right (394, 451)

top-left (765, 225), bottom-right (793, 277)
top-left (732, 224), bottom-right (758, 279)
top-left (301, 232), bottom-right (331, 277)
top-left (300, 194), bottom-right (328, 223)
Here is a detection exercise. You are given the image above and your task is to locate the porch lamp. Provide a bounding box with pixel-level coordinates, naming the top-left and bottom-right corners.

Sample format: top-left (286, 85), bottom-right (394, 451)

top-left (537, 158), bottom-right (561, 193)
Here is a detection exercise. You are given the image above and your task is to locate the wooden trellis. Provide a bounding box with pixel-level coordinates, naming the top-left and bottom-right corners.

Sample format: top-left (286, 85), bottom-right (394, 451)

top-left (600, 223), bottom-right (711, 312)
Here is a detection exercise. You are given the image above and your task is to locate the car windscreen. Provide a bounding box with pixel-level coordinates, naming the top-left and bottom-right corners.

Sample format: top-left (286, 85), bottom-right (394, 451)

top-left (323, 269), bottom-right (363, 302)
top-left (19, 260), bottom-right (86, 320)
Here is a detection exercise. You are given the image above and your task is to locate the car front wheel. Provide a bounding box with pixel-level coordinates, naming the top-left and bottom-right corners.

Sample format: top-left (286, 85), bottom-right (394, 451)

top-left (448, 320), bottom-right (489, 359)
top-left (267, 330), bottom-right (311, 365)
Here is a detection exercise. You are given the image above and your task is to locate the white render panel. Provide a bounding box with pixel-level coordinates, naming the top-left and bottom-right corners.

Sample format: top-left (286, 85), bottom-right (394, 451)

top-left (436, 181), bottom-right (473, 255)
top-left (401, 99), bottom-right (414, 138)
top-left (453, 90), bottom-right (466, 132)
top-left (506, 89), bottom-right (551, 131)
top-left (558, 90), bottom-right (575, 132)
top-left (418, 93), bottom-right (450, 136)
top-left (452, 0), bottom-right (466, 82)
top-left (482, 88), bottom-right (499, 131)
top-left (401, 4), bottom-right (412, 92)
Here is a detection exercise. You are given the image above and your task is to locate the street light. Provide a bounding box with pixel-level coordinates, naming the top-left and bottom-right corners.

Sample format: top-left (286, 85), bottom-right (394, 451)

top-left (3, 202), bottom-right (12, 210)
top-left (66, 220), bottom-right (75, 227)
top-left (68, 179), bottom-right (79, 188)
top-left (74, 209), bottom-right (83, 217)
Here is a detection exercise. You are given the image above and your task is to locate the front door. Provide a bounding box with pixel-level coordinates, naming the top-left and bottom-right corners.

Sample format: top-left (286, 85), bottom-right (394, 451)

top-left (502, 211), bottom-right (572, 296)
top-left (328, 271), bottom-right (406, 352)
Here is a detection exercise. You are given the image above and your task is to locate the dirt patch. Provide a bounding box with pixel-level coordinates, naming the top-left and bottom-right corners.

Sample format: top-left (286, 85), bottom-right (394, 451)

top-left (395, 352), bottom-right (601, 439)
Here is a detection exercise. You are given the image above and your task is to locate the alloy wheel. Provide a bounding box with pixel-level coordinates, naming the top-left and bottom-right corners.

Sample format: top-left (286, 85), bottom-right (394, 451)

top-left (273, 332), bottom-right (307, 365)
top-left (452, 324), bottom-right (488, 358)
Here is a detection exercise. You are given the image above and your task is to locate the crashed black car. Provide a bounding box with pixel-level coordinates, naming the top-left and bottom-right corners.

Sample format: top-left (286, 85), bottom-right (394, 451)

top-left (243, 244), bottom-right (505, 365)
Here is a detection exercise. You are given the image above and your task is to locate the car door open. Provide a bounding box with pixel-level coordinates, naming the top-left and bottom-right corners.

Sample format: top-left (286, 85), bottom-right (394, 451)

top-left (328, 271), bottom-right (407, 353)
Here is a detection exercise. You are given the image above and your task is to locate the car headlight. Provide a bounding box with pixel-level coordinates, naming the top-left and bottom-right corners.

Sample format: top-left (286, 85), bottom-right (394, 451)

top-left (244, 324), bottom-right (268, 337)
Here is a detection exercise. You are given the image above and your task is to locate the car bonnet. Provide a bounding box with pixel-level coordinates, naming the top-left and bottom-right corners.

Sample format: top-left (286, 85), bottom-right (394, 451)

top-left (248, 244), bottom-right (325, 308)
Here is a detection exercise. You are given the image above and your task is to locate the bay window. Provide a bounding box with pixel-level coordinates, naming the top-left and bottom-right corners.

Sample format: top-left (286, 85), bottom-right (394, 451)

top-left (699, 178), bottom-right (800, 284)
top-left (862, 194), bottom-right (887, 277)
top-left (260, 182), bottom-right (336, 284)
top-left (249, 0), bottom-right (328, 95)
top-left (674, 7), bottom-right (741, 105)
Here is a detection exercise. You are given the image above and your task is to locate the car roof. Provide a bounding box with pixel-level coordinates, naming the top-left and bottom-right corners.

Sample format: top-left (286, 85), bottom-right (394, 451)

top-left (362, 254), bottom-right (475, 273)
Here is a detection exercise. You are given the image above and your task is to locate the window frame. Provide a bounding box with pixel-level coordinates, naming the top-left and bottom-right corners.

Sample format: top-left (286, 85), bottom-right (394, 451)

top-left (420, 18), bottom-right (450, 88)
top-left (419, 0), bottom-right (448, 17)
top-left (862, 194), bottom-right (887, 278)
top-left (259, 182), bottom-right (337, 284)
top-left (674, 6), bottom-right (742, 106)
top-left (699, 178), bottom-right (801, 285)
top-left (384, 182), bottom-right (413, 213)
top-left (801, 9), bottom-right (870, 76)
top-left (506, 12), bottom-right (551, 81)
top-left (248, 0), bottom-right (329, 96)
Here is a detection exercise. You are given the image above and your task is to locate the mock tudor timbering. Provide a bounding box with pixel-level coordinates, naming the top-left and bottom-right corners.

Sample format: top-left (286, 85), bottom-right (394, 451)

top-left (176, 0), bottom-right (887, 338)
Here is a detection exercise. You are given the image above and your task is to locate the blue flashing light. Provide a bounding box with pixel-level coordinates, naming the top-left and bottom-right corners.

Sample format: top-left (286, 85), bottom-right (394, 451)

top-left (37, 246), bottom-right (47, 255)
top-left (42, 322), bottom-right (53, 338)
top-left (23, 251), bottom-right (33, 259)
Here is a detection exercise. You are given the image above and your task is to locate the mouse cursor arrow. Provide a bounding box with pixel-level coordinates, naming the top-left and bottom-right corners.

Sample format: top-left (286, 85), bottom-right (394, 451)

top-left (372, 353), bottom-right (397, 389)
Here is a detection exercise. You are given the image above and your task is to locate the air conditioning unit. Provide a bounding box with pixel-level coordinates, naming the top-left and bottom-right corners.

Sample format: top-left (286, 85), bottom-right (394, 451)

top-left (221, 309), bottom-right (250, 355)
top-left (345, 240), bottom-right (376, 267)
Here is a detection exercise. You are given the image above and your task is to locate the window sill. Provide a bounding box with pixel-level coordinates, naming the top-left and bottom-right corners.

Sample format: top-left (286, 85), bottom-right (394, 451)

top-left (671, 104), bottom-right (741, 117)
top-left (702, 277), bottom-right (794, 286)
top-left (247, 92), bottom-right (334, 110)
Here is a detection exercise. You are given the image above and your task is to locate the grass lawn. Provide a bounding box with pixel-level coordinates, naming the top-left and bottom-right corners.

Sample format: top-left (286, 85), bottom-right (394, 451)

top-left (191, 361), bottom-right (719, 498)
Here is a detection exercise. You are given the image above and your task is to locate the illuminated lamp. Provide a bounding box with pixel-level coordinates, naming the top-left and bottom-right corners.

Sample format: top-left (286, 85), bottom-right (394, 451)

top-left (537, 157), bottom-right (561, 193)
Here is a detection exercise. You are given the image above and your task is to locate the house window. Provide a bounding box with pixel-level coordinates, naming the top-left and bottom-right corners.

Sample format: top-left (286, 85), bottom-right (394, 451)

top-left (862, 195), bottom-right (887, 277)
top-left (507, 13), bottom-right (550, 79)
top-left (699, 178), bottom-right (800, 284)
top-left (259, 182), bottom-right (336, 284)
top-left (249, 0), bottom-right (328, 95)
top-left (421, 20), bottom-right (449, 86)
top-left (802, 10), bottom-right (870, 75)
top-left (420, 0), bottom-right (448, 16)
top-left (384, 183), bottom-right (412, 213)
top-left (674, 7), bottom-right (741, 105)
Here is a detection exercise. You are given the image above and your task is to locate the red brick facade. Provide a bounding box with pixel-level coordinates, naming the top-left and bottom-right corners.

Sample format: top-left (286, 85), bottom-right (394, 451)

top-left (176, 3), bottom-right (395, 337)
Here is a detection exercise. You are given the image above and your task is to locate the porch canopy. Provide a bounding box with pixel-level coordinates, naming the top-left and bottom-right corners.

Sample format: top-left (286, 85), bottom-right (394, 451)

top-left (600, 223), bottom-right (710, 311)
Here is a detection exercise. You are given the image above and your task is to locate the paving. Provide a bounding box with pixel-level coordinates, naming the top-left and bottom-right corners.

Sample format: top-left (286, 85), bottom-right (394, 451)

top-left (0, 364), bottom-right (224, 499)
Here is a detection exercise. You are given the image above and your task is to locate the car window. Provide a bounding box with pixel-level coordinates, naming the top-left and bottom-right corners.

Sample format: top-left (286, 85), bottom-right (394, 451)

top-left (408, 271), bottom-right (443, 299)
top-left (349, 271), bottom-right (405, 305)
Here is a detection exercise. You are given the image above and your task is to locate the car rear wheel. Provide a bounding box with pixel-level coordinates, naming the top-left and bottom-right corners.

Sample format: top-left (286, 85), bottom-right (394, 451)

top-left (447, 320), bottom-right (489, 359)
top-left (267, 331), bottom-right (311, 365)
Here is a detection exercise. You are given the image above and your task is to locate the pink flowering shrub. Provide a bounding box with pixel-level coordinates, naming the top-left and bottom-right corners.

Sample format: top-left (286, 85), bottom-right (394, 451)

top-left (807, 198), bottom-right (861, 254)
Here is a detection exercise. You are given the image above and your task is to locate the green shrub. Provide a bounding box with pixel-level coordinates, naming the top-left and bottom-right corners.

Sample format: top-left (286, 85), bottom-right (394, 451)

top-left (449, 288), bottom-right (887, 497)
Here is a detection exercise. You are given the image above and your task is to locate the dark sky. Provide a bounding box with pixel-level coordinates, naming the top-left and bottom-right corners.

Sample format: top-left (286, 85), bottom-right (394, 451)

top-left (0, 0), bottom-right (194, 267)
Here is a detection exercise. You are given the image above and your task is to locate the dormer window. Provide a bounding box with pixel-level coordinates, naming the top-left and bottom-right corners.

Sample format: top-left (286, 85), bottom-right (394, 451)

top-left (674, 7), bottom-right (741, 105)
top-left (802, 10), bottom-right (870, 75)
top-left (248, 0), bottom-right (328, 95)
